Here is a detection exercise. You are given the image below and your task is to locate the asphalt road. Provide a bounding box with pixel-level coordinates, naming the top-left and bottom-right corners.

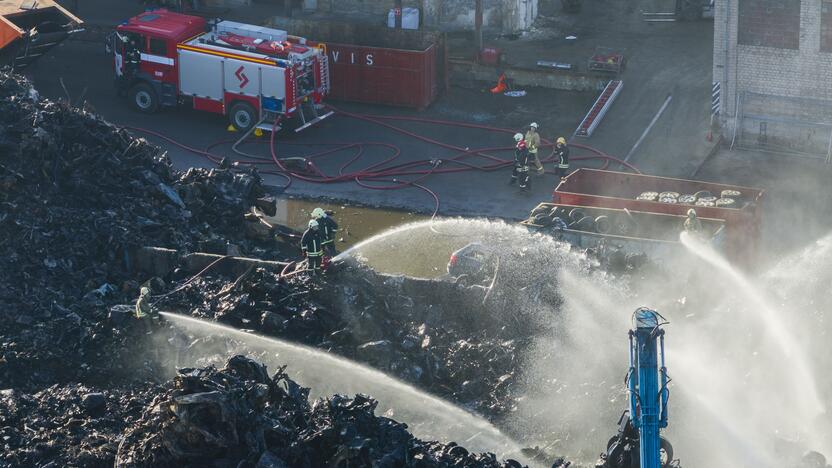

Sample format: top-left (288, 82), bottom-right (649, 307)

top-left (25, 38), bottom-right (596, 219)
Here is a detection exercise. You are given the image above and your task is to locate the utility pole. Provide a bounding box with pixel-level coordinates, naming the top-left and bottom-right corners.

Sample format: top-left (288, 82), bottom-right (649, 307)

top-left (474, 0), bottom-right (483, 51)
top-left (394, 0), bottom-right (403, 28)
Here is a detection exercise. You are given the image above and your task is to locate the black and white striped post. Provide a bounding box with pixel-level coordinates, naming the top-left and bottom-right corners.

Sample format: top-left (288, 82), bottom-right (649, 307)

top-left (708, 82), bottom-right (721, 141)
top-left (711, 82), bottom-right (721, 116)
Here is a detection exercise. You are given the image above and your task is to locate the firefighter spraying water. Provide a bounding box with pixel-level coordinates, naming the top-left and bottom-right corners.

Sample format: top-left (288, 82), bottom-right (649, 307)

top-left (597, 308), bottom-right (679, 468)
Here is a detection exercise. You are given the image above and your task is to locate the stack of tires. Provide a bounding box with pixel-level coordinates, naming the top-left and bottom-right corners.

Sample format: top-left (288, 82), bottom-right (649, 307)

top-left (527, 205), bottom-right (637, 236)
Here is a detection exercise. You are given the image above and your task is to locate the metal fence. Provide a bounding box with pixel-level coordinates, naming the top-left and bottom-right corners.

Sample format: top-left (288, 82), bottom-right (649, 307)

top-left (733, 91), bottom-right (832, 162)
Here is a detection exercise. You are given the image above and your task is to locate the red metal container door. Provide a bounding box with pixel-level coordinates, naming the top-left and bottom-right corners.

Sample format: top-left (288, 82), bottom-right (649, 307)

top-left (326, 43), bottom-right (435, 109)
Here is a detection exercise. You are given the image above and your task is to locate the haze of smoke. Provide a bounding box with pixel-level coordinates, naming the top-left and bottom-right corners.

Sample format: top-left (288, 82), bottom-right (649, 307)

top-left (508, 228), bottom-right (832, 466)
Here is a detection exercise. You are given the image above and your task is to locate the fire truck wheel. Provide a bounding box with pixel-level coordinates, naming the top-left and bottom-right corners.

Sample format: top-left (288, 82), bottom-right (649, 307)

top-left (229, 102), bottom-right (256, 132)
top-left (129, 83), bottom-right (158, 114)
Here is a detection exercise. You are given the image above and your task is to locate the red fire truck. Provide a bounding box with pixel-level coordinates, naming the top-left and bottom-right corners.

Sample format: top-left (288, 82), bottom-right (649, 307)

top-left (109, 9), bottom-right (332, 132)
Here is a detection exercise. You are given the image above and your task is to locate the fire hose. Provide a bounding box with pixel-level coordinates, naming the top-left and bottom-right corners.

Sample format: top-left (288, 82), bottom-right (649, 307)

top-left (126, 108), bottom-right (640, 220)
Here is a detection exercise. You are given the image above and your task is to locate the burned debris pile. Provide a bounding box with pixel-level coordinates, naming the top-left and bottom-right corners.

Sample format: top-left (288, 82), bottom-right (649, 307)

top-left (0, 72), bottom-right (273, 389)
top-left (157, 262), bottom-right (528, 418)
top-left (115, 355), bottom-right (523, 467)
top-left (0, 74), bottom-right (540, 467)
top-left (1, 383), bottom-right (161, 467)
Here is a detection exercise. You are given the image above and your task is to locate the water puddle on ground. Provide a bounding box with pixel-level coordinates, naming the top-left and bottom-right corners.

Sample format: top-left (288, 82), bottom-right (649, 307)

top-left (263, 198), bottom-right (452, 277)
top-left (265, 198), bottom-right (427, 249)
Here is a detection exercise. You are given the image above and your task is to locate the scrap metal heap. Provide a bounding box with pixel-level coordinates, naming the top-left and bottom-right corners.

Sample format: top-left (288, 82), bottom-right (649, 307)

top-left (0, 72), bottom-right (554, 467)
top-left (113, 355), bottom-right (524, 467)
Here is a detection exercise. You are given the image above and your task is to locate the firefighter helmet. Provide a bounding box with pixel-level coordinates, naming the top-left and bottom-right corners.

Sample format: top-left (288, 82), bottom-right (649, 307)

top-left (529, 122), bottom-right (539, 129)
top-left (514, 133), bottom-right (524, 142)
top-left (308, 219), bottom-right (319, 229)
top-left (557, 137), bottom-right (567, 145)
top-left (687, 209), bottom-right (696, 218)
top-left (311, 207), bottom-right (325, 219)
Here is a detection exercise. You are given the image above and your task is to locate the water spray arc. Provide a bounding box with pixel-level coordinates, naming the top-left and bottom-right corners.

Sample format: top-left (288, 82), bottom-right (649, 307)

top-left (158, 312), bottom-right (536, 465)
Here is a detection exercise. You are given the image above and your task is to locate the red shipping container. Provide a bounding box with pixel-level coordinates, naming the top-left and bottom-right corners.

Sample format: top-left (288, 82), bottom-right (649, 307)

top-left (478, 47), bottom-right (502, 66)
top-left (325, 42), bottom-right (438, 109)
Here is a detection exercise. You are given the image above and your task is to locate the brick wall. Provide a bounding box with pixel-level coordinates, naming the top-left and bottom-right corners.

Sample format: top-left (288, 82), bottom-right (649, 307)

top-left (713, 0), bottom-right (832, 139)
top-left (821, 0), bottom-right (832, 51)
top-left (738, 0), bottom-right (800, 49)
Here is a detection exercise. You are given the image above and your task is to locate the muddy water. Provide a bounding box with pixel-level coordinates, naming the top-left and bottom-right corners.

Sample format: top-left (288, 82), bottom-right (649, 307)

top-left (263, 198), bottom-right (456, 277)
top-left (265, 198), bottom-right (426, 248)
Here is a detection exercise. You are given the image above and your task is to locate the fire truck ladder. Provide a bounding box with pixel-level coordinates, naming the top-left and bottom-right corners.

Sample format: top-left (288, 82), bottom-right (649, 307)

top-left (574, 79), bottom-right (623, 138)
top-left (320, 53), bottom-right (331, 95)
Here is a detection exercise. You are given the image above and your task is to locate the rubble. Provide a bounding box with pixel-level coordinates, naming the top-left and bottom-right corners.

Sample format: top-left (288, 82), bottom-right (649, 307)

top-left (0, 72), bottom-right (553, 467)
top-left (0, 71), bottom-right (278, 390)
top-left (0, 383), bottom-right (161, 467)
top-left (156, 262), bottom-right (529, 418)
top-left (115, 356), bottom-right (525, 467)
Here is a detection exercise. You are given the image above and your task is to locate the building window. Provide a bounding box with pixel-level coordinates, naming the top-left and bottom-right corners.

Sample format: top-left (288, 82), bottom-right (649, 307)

top-left (149, 38), bottom-right (167, 56)
top-left (738, 0), bottom-right (800, 50)
top-left (822, 1), bottom-right (832, 52)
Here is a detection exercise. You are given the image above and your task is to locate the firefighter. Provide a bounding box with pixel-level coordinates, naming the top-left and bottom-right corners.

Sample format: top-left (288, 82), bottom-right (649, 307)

top-left (508, 133), bottom-right (531, 192)
top-left (554, 137), bottom-right (570, 180)
top-left (311, 207), bottom-right (339, 256)
top-left (301, 219), bottom-right (324, 275)
top-left (525, 122), bottom-right (544, 175)
top-left (134, 286), bottom-right (154, 319)
top-left (124, 37), bottom-right (141, 78)
top-left (683, 208), bottom-right (703, 235)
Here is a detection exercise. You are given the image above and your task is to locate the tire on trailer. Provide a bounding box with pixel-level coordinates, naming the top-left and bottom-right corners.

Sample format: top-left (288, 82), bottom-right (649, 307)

top-left (228, 101), bottom-right (257, 132)
top-left (594, 215), bottom-right (612, 234)
top-left (530, 205), bottom-right (550, 218)
top-left (613, 213), bottom-right (638, 236)
top-left (129, 82), bottom-right (159, 114)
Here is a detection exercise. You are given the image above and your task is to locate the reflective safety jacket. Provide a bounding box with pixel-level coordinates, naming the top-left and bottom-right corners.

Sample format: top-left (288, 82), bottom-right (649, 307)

top-left (301, 228), bottom-right (324, 257)
top-left (514, 140), bottom-right (530, 167)
top-left (556, 144), bottom-right (570, 169)
top-left (684, 216), bottom-right (703, 233)
top-left (135, 292), bottom-right (152, 319)
top-left (318, 215), bottom-right (339, 245)
top-left (525, 130), bottom-right (540, 154)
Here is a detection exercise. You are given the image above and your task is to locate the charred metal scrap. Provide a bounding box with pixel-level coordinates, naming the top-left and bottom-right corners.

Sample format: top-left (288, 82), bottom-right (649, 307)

top-left (115, 355), bottom-right (526, 468)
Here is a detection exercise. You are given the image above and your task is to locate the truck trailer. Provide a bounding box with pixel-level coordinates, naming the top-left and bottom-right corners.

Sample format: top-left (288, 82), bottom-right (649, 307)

top-left (552, 169), bottom-right (764, 266)
top-left (521, 202), bottom-right (726, 265)
top-left (110, 9), bottom-right (331, 133)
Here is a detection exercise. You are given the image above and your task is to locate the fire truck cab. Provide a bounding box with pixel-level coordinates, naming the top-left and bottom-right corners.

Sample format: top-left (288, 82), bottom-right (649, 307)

top-left (110, 9), bottom-right (331, 132)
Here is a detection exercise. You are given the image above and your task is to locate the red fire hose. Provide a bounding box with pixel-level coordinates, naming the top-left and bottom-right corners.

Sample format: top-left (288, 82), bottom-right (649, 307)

top-left (126, 108), bottom-right (639, 219)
